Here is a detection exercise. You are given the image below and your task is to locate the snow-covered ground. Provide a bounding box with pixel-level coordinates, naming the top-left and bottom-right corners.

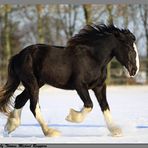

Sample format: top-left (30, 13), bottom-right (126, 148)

top-left (0, 85), bottom-right (148, 143)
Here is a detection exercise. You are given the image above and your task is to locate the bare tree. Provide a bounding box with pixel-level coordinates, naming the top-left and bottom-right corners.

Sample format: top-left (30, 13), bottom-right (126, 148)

top-left (57, 5), bottom-right (78, 40)
top-left (106, 4), bottom-right (114, 25)
top-left (36, 4), bottom-right (45, 43)
top-left (115, 4), bottom-right (129, 28)
top-left (106, 4), bottom-right (114, 84)
top-left (3, 4), bottom-right (12, 62)
top-left (139, 4), bottom-right (148, 80)
top-left (0, 5), bottom-right (12, 84)
top-left (139, 5), bottom-right (148, 57)
top-left (83, 4), bottom-right (92, 25)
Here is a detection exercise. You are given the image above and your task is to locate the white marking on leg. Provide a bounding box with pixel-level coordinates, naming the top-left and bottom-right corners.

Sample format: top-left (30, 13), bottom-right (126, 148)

top-left (35, 103), bottom-right (47, 126)
top-left (103, 109), bottom-right (122, 137)
top-left (4, 108), bottom-right (22, 134)
top-left (13, 108), bottom-right (22, 119)
top-left (133, 43), bottom-right (139, 75)
top-left (35, 103), bottom-right (60, 137)
top-left (103, 109), bottom-right (115, 127)
top-left (66, 107), bottom-right (92, 123)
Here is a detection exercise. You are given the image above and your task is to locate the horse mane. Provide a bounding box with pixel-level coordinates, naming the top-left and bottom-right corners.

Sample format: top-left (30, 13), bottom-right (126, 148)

top-left (67, 24), bottom-right (136, 47)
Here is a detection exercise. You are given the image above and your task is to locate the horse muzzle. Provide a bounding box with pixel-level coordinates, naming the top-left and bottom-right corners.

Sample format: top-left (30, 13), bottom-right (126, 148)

top-left (127, 64), bottom-right (138, 77)
top-left (129, 68), bottom-right (137, 77)
top-left (124, 64), bottom-right (137, 77)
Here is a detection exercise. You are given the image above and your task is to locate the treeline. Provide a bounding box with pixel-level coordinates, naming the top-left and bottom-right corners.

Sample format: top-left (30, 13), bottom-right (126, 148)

top-left (0, 4), bottom-right (148, 85)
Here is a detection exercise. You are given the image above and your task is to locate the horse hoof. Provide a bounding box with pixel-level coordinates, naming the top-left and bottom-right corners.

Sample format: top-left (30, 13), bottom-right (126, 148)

top-left (109, 126), bottom-right (123, 137)
top-left (5, 118), bottom-right (20, 134)
top-left (3, 128), bottom-right (11, 137)
top-left (3, 129), bottom-right (9, 137)
top-left (66, 108), bottom-right (84, 123)
top-left (45, 128), bottom-right (61, 137)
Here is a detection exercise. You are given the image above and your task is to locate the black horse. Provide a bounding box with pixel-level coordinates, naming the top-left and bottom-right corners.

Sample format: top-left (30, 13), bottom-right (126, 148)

top-left (0, 24), bottom-right (139, 137)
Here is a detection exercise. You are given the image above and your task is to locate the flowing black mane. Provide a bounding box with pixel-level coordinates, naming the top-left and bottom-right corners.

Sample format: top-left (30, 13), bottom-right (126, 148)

top-left (67, 24), bottom-right (136, 46)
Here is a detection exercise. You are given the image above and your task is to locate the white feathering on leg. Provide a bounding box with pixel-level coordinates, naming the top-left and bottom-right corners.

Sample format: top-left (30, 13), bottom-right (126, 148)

top-left (35, 103), bottom-right (61, 137)
top-left (103, 109), bottom-right (122, 137)
top-left (66, 107), bottom-right (92, 123)
top-left (4, 108), bottom-right (22, 135)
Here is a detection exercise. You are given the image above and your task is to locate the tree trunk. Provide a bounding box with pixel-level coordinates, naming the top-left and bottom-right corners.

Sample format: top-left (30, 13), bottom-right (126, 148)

top-left (124, 5), bottom-right (128, 28)
top-left (83, 4), bottom-right (92, 25)
top-left (4, 4), bottom-right (11, 63)
top-left (106, 4), bottom-right (113, 25)
top-left (139, 4), bottom-right (148, 83)
top-left (57, 5), bottom-right (78, 41)
top-left (36, 4), bottom-right (44, 43)
top-left (106, 4), bottom-right (114, 84)
top-left (0, 5), bottom-right (12, 84)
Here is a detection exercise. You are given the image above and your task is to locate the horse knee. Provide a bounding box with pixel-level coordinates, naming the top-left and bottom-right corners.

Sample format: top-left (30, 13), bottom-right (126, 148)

top-left (30, 104), bottom-right (36, 117)
top-left (27, 89), bottom-right (39, 117)
top-left (100, 100), bottom-right (109, 112)
top-left (84, 101), bottom-right (93, 109)
top-left (29, 97), bottom-right (39, 117)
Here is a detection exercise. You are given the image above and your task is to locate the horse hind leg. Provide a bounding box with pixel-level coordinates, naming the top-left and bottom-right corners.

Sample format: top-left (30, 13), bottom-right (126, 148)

top-left (4, 89), bottom-right (29, 135)
top-left (34, 103), bottom-right (61, 137)
top-left (23, 75), bottom-right (60, 137)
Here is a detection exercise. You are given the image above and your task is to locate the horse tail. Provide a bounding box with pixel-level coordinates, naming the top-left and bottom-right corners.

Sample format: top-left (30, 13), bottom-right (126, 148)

top-left (0, 55), bottom-right (20, 116)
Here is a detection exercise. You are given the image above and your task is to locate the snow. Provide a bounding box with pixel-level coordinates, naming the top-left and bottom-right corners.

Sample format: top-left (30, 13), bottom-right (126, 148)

top-left (0, 85), bottom-right (148, 143)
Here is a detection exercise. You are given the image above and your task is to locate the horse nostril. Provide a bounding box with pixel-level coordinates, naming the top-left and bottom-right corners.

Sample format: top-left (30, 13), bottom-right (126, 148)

top-left (131, 68), bottom-right (136, 76)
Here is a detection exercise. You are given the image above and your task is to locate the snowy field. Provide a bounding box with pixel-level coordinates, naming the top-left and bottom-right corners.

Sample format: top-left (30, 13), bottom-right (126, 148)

top-left (0, 85), bottom-right (148, 144)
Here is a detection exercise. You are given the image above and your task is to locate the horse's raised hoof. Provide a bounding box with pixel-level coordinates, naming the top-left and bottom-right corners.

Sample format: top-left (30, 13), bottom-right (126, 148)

top-left (4, 117), bottom-right (20, 134)
top-left (3, 128), bottom-right (11, 137)
top-left (66, 108), bottom-right (85, 123)
top-left (44, 128), bottom-right (61, 137)
top-left (109, 126), bottom-right (123, 137)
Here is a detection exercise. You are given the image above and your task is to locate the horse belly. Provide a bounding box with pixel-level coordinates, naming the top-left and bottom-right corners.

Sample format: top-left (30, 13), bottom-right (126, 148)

top-left (42, 67), bottom-right (72, 89)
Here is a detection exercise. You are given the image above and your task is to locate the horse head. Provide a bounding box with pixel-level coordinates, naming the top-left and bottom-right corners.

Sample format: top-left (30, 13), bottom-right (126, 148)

top-left (113, 29), bottom-right (139, 77)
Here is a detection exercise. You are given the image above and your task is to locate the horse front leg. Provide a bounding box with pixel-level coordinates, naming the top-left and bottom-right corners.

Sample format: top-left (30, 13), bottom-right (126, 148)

top-left (93, 84), bottom-right (122, 137)
top-left (66, 84), bottom-right (92, 123)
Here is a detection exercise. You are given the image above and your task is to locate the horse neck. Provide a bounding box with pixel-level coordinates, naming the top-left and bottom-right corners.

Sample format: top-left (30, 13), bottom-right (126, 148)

top-left (93, 35), bottom-right (117, 67)
top-left (93, 47), bottom-right (114, 68)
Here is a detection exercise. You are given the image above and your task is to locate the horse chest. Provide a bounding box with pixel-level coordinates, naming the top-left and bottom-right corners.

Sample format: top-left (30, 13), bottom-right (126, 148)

top-left (87, 72), bottom-right (106, 89)
top-left (82, 67), bottom-right (107, 89)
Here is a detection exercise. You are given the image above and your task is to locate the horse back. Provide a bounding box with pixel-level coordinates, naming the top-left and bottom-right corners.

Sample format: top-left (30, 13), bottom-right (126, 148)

top-left (17, 44), bottom-right (72, 89)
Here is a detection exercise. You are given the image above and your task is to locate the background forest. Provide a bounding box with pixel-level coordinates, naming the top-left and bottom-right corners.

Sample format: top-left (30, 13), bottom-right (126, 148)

top-left (0, 4), bottom-right (148, 85)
